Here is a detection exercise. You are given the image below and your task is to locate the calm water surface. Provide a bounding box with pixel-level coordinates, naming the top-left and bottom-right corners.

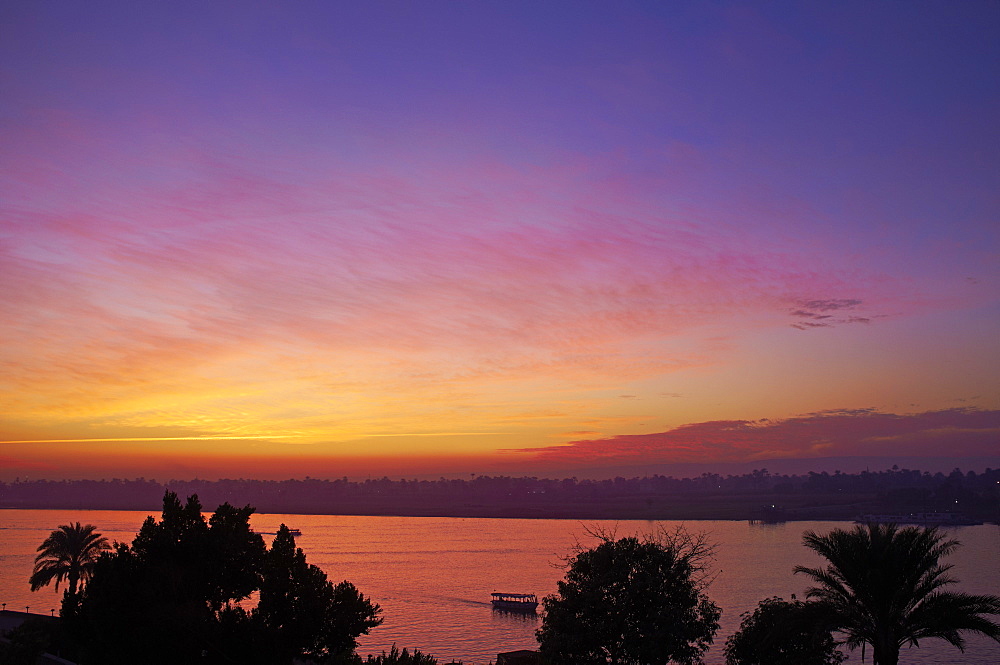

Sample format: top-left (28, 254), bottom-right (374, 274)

top-left (1, 510), bottom-right (997, 664)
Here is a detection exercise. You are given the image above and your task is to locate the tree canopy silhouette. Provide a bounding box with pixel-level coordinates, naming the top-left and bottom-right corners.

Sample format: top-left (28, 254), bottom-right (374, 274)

top-left (362, 644), bottom-right (461, 664)
top-left (253, 524), bottom-right (382, 662)
top-left (795, 523), bottom-right (1000, 665)
top-left (74, 491), bottom-right (380, 665)
top-left (536, 526), bottom-right (721, 665)
top-left (724, 596), bottom-right (845, 665)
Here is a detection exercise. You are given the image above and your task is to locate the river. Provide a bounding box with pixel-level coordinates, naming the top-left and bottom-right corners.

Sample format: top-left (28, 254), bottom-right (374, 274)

top-left (1, 509), bottom-right (997, 664)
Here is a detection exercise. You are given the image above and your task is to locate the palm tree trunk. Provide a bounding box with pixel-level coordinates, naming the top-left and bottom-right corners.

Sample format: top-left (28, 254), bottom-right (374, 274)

top-left (872, 636), bottom-right (899, 665)
top-left (68, 566), bottom-right (80, 598)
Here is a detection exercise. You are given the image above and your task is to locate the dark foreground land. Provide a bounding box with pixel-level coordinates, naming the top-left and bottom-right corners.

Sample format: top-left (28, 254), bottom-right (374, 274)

top-left (3, 467), bottom-right (998, 522)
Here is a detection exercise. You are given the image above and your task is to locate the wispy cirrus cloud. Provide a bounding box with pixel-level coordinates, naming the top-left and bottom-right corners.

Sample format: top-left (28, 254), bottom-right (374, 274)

top-left (1, 153), bottom-right (905, 430)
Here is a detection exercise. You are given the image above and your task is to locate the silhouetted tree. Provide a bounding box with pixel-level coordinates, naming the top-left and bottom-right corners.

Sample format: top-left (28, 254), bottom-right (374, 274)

top-left (75, 491), bottom-right (380, 665)
top-left (724, 596), bottom-right (845, 665)
top-left (796, 523), bottom-right (1000, 665)
top-left (536, 526), bottom-right (721, 664)
top-left (362, 644), bottom-right (461, 664)
top-left (255, 525), bottom-right (382, 663)
top-left (76, 492), bottom-right (265, 662)
top-left (29, 522), bottom-right (109, 614)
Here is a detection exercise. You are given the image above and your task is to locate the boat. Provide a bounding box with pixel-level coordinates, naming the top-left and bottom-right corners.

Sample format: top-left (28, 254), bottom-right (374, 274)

top-left (260, 527), bottom-right (303, 536)
top-left (491, 592), bottom-right (538, 613)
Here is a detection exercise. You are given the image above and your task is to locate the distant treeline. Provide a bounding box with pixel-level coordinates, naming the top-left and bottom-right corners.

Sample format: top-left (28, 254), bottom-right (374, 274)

top-left (2, 466), bottom-right (998, 520)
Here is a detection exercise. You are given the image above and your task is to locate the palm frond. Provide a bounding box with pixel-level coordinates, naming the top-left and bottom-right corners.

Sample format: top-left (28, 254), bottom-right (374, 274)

top-left (29, 522), bottom-right (111, 594)
top-left (796, 523), bottom-right (1000, 664)
top-left (30, 560), bottom-right (68, 592)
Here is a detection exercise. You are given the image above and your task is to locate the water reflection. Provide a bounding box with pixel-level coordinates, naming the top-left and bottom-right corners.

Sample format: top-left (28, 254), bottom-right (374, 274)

top-left (1, 511), bottom-right (996, 665)
top-left (491, 607), bottom-right (540, 623)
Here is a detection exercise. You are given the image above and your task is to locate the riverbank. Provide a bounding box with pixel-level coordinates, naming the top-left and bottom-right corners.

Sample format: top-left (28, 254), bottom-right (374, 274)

top-left (3, 490), bottom-right (995, 523)
top-left (4, 470), bottom-right (998, 523)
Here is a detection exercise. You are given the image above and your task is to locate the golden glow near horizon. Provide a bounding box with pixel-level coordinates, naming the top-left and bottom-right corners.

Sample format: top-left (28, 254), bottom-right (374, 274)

top-left (2, 3), bottom-right (999, 480)
top-left (0, 436), bottom-right (305, 444)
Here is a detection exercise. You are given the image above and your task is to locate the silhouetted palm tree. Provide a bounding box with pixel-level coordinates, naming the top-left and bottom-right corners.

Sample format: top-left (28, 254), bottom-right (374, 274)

top-left (795, 523), bottom-right (1000, 665)
top-left (30, 522), bottom-right (110, 598)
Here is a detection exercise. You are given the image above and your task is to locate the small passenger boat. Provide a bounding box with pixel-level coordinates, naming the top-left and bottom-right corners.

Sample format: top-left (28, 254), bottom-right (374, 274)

top-left (260, 527), bottom-right (303, 536)
top-left (491, 592), bottom-right (538, 613)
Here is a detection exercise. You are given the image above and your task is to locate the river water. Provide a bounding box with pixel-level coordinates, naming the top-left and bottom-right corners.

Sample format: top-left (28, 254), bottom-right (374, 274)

top-left (1, 509), bottom-right (997, 664)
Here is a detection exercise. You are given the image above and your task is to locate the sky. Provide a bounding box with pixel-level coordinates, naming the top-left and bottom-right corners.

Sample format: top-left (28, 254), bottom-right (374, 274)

top-left (1, 1), bottom-right (998, 481)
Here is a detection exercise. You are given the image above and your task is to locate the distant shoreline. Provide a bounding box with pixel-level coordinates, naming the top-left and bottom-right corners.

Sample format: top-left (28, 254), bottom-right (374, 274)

top-left (2, 497), bottom-right (995, 524)
top-left (3, 468), bottom-right (997, 524)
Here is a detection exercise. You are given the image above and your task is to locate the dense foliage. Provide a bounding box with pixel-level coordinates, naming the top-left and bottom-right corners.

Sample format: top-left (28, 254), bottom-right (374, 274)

top-left (536, 527), bottom-right (721, 664)
top-left (0, 618), bottom-right (56, 665)
top-left (723, 596), bottom-right (845, 665)
top-left (796, 523), bottom-right (1000, 665)
top-left (361, 644), bottom-right (461, 664)
top-left (71, 491), bottom-right (381, 665)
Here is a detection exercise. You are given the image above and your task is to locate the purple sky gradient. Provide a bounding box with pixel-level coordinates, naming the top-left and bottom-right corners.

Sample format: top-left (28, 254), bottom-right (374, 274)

top-left (1, 1), bottom-right (998, 479)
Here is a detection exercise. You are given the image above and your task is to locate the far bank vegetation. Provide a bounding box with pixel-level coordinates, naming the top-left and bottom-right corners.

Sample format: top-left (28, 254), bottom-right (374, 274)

top-left (2, 466), bottom-right (998, 521)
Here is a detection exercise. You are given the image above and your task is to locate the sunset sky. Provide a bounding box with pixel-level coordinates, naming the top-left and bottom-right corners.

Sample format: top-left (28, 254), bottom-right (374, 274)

top-left (2, 1), bottom-right (998, 481)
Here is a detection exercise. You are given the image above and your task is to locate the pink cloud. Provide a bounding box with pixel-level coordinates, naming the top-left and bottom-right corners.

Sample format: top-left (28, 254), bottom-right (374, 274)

top-left (1, 144), bottom-right (973, 441)
top-left (516, 408), bottom-right (1000, 465)
top-left (3, 110), bottom-right (994, 449)
top-left (4, 155), bottom-right (885, 383)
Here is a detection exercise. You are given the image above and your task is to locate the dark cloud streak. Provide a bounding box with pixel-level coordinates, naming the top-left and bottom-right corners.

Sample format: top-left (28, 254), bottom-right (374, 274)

top-left (801, 299), bottom-right (863, 312)
top-left (789, 298), bottom-right (877, 330)
top-left (516, 408), bottom-right (1000, 466)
